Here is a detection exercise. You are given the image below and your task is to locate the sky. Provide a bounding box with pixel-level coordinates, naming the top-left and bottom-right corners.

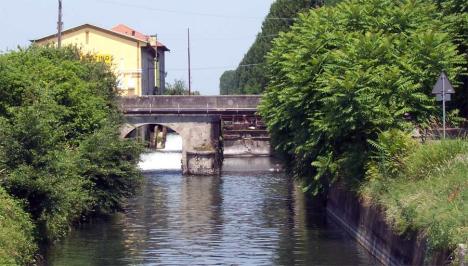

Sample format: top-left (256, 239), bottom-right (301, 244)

top-left (0, 0), bottom-right (275, 95)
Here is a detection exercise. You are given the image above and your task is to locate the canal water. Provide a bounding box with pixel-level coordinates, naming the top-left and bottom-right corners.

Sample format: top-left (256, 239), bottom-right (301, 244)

top-left (45, 134), bottom-right (376, 265)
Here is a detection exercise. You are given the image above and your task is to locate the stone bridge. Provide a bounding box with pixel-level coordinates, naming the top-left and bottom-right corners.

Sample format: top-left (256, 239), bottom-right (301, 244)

top-left (119, 96), bottom-right (268, 175)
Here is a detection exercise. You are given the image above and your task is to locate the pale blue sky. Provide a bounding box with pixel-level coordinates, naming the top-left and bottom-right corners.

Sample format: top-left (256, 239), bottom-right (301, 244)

top-left (0, 0), bottom-right (275, 95)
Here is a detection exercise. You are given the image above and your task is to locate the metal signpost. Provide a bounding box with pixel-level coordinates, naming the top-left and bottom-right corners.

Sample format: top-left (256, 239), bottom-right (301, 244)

top-left (432, 71), bottom-right (455, 139)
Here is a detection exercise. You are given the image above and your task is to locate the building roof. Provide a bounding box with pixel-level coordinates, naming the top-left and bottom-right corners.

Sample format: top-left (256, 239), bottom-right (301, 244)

top-left (111, 24), bottom-right (169, 51)
top-left (31, 23), bottom-right (169, 51)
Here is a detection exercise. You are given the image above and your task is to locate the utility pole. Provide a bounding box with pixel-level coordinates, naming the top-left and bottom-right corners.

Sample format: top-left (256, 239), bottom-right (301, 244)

top-left (57, 0), bottom-right (63, 48)
top-left (187, 28), bottom-right (192, 96)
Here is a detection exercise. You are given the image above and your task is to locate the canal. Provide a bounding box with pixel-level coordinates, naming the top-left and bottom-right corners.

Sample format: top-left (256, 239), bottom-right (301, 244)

top-left (45, 134), bottom-right (376, 265)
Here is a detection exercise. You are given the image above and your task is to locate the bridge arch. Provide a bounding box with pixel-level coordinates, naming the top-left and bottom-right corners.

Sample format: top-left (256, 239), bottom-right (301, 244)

top-left (120, 116), bottom-right (222, 175)
top-left (121, 122), bottom-right (184, 140)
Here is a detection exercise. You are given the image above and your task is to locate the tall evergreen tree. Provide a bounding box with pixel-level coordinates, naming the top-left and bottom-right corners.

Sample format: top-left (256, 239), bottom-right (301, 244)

top-left (219, 70), bottom-right (236, 95)
top-left (219, 0), bottom-right (340, 95)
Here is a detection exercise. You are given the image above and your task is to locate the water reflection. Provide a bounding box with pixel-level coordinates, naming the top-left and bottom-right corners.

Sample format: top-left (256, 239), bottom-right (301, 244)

top-left (46, 158), bottom-right (376, 265)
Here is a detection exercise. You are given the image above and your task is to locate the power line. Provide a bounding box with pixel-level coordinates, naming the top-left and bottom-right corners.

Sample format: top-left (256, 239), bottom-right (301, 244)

top-left (161, 34), bottom-right (280, 41)
top-left (168, 63), bottom-right (264, 72)
top-left (95, 0), bottom-right (296, 20)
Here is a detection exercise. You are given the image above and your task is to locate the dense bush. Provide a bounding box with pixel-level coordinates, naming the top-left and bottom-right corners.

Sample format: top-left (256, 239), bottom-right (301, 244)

top-left (0, 45), bottom-right (142, 257)
top-left (0, 187), bottom-right (36, 265)
top-left (260, 0), bottom-right (465, 194)
top-left (78, 127), bottom-right (142, 214)
top-left (361, 138), bottom-right (468, 251)
top-left (366, 129), bottom-right (418, 180)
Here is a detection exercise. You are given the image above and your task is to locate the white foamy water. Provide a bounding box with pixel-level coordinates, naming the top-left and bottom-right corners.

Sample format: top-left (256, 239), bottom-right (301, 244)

top-left (138, 133), bottom-right (182, 171)
top-left (161, 133), bottom-right (183, 152)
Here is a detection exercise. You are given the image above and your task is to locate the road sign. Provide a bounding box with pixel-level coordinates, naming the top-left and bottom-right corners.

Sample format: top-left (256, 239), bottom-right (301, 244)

top-left (432, 72), bottom-right (455, 98)
top-left (435, 93), bottom-right (451, 101)
top-left (431, 71), bottom-right (455, 139)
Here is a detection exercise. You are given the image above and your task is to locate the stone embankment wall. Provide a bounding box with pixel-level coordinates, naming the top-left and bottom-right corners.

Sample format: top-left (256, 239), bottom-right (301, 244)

top-left (327, 184), bottom-right (451, 266)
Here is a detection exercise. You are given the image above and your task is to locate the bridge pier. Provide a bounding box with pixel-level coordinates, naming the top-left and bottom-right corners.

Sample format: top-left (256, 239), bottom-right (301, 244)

top-left (179, 119), bottom-right (222, 175)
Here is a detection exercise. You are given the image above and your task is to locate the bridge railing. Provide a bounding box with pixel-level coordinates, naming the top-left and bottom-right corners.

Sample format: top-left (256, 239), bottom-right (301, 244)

top-left (119, 95), bottom-right (262, 111)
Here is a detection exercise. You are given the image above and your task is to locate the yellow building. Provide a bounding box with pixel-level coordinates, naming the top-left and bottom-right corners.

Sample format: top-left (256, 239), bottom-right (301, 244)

top-left (32, 24), bottom-right (169, 96)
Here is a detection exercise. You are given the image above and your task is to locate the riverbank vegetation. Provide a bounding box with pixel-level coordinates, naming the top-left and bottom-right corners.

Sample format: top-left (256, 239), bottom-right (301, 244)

top-left (362, 132), bottom-right (467, 251)
top-left (259, 0), bottom-right (466, 255)
top-left (0, 46), bottom-right (142, 264)
top-left (0, 187), bottom-right (36, 265)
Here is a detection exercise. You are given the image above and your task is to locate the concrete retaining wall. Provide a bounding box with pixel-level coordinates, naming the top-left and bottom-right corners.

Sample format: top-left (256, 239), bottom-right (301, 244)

top-left (327, 184), bottom-right (450, 266)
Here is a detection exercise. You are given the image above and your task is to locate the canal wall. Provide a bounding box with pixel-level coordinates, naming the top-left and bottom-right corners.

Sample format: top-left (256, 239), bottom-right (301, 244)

top-left (327, 184), bottom-right (451, 266)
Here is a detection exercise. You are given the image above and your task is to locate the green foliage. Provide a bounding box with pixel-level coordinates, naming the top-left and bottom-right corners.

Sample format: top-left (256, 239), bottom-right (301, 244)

top-left (220, 0), bottom-right (332, 94)
top-left (0, 86), bottom-right (93, 241)
top-left (0, 187), bottom-right (36, 265)
top-left (437, 0), bottom-right (468, 116)
top-left (361, 140), bottom-right (468, 251)
top-left (0, 45), bottom-right (142, 249)
top-left (219, 70), bottom-right (236, 95)
top-left (164, 79), bottom-right (200, 95)
top-left (260, 0), bottom-right (465, 193)
top-left (78, 127), bottom-right (143, 214)
top-left (366, 129), bottom-right (418, 180)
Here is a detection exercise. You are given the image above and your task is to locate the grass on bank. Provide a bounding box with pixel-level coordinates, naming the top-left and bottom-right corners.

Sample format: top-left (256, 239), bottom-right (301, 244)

top-left (361, 138), bottom-right (468, 252)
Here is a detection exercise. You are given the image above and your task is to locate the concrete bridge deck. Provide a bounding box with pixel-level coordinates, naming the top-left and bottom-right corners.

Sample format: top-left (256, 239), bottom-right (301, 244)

top-left (120, 95), bottom-right (261, 115)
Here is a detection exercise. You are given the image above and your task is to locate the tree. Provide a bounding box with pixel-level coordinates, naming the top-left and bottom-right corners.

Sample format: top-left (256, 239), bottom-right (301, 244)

top-left (219, 0), bottom-right (341, 95)
top-left (436, 0), bottom-right (468, 116)
top-left (0, 45), bottom-right (142, 246)
top-left (259, 0), bottom-right (465, 194)
top-left (219, 70), bottom-right (237, 95)
top-left (164, 79), bottom-right (200, 95)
